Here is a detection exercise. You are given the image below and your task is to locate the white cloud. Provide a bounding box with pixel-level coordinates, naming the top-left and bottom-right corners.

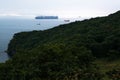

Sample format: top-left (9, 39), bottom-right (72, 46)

top-left (0, 0), bottom-right (120, 18)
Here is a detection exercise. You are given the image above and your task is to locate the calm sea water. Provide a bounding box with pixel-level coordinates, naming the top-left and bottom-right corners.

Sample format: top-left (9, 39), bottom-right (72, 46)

top-left (0, 18), bottom-right (74, 63)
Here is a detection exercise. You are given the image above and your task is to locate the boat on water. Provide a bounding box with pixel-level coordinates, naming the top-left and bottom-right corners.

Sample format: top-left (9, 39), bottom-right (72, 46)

top-left (35, 16), bottom-right (58, 19)
top-left (64, 20), bottom-right (70, 22)
top-left (37, 23), bottom-right (41, 25)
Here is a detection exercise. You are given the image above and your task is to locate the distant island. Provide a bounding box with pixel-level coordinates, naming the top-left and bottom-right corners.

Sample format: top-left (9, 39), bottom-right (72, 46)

top-left (35, 16), bottom-right (58, 19)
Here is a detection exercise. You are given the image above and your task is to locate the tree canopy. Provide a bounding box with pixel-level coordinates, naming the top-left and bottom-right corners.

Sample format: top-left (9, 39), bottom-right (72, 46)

top-left (0, 10), bottom-right (120, 80)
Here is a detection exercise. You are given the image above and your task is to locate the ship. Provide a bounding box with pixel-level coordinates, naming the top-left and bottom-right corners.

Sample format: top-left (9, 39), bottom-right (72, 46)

top-left (64, 20), bottom-right (70, 22)
top-left (35, 16), bottom-right (58, 19)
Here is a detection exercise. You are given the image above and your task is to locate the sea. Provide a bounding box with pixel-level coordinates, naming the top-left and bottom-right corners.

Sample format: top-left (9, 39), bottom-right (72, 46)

top-left (0, 18), bottom-right (80, 63)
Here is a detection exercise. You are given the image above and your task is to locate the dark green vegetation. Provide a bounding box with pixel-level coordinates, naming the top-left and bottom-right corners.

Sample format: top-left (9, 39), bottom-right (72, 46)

top-left (0, 11), bottom-right (120, 80)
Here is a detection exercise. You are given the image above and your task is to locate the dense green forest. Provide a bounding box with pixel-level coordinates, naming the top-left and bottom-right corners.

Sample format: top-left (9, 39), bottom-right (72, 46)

top-left (0, 11), bottom-right (120, 80)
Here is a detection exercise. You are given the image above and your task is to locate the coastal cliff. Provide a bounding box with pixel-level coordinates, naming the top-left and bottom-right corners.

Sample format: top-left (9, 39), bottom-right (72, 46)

top-left (0, 11), bottom-right (120, 80)
top-left (8, 11), bottom-right (120, 58)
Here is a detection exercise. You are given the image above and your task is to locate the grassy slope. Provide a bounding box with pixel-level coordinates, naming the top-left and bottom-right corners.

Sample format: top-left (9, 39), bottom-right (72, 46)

top-left (94, 59), bottom-right (120, 80)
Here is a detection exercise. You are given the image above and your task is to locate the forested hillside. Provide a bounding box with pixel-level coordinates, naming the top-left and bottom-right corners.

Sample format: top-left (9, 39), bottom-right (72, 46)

top-left (8, 10), bottom-right (120, 59)
top-left (0, 11), bottom-right (120, 80)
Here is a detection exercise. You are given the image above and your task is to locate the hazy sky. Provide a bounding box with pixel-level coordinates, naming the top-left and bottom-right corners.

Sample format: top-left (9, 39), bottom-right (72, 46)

top-left (0, 0), bottom-right (120, 18)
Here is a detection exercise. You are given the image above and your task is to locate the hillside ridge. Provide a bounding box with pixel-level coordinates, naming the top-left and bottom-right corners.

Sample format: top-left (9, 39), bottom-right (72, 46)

top-left (0, 10), bottom-right (120, 80)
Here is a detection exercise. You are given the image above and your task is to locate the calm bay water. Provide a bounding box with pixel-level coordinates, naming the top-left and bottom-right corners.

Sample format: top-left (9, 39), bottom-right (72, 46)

top-left (0, 18), bottom-right (72, 63)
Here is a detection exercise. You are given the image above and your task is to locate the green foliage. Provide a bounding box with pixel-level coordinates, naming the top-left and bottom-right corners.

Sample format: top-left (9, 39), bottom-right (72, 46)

top-left (7, 10), bottom-right (120, 59)
top-left (106, 67), bottom-right (120, 80)
top-left (0, 10), bottom-right (120, 80)
top-left (1, 44), bottom-right (102, 80)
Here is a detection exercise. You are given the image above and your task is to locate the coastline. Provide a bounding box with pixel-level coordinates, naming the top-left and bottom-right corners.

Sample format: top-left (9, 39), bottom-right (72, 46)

top-left (0, 51), bottom-right (9, 63)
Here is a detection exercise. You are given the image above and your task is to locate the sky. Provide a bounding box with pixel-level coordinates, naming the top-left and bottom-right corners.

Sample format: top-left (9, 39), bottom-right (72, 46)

top-left (0, 0), bottom-right (120, 18)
